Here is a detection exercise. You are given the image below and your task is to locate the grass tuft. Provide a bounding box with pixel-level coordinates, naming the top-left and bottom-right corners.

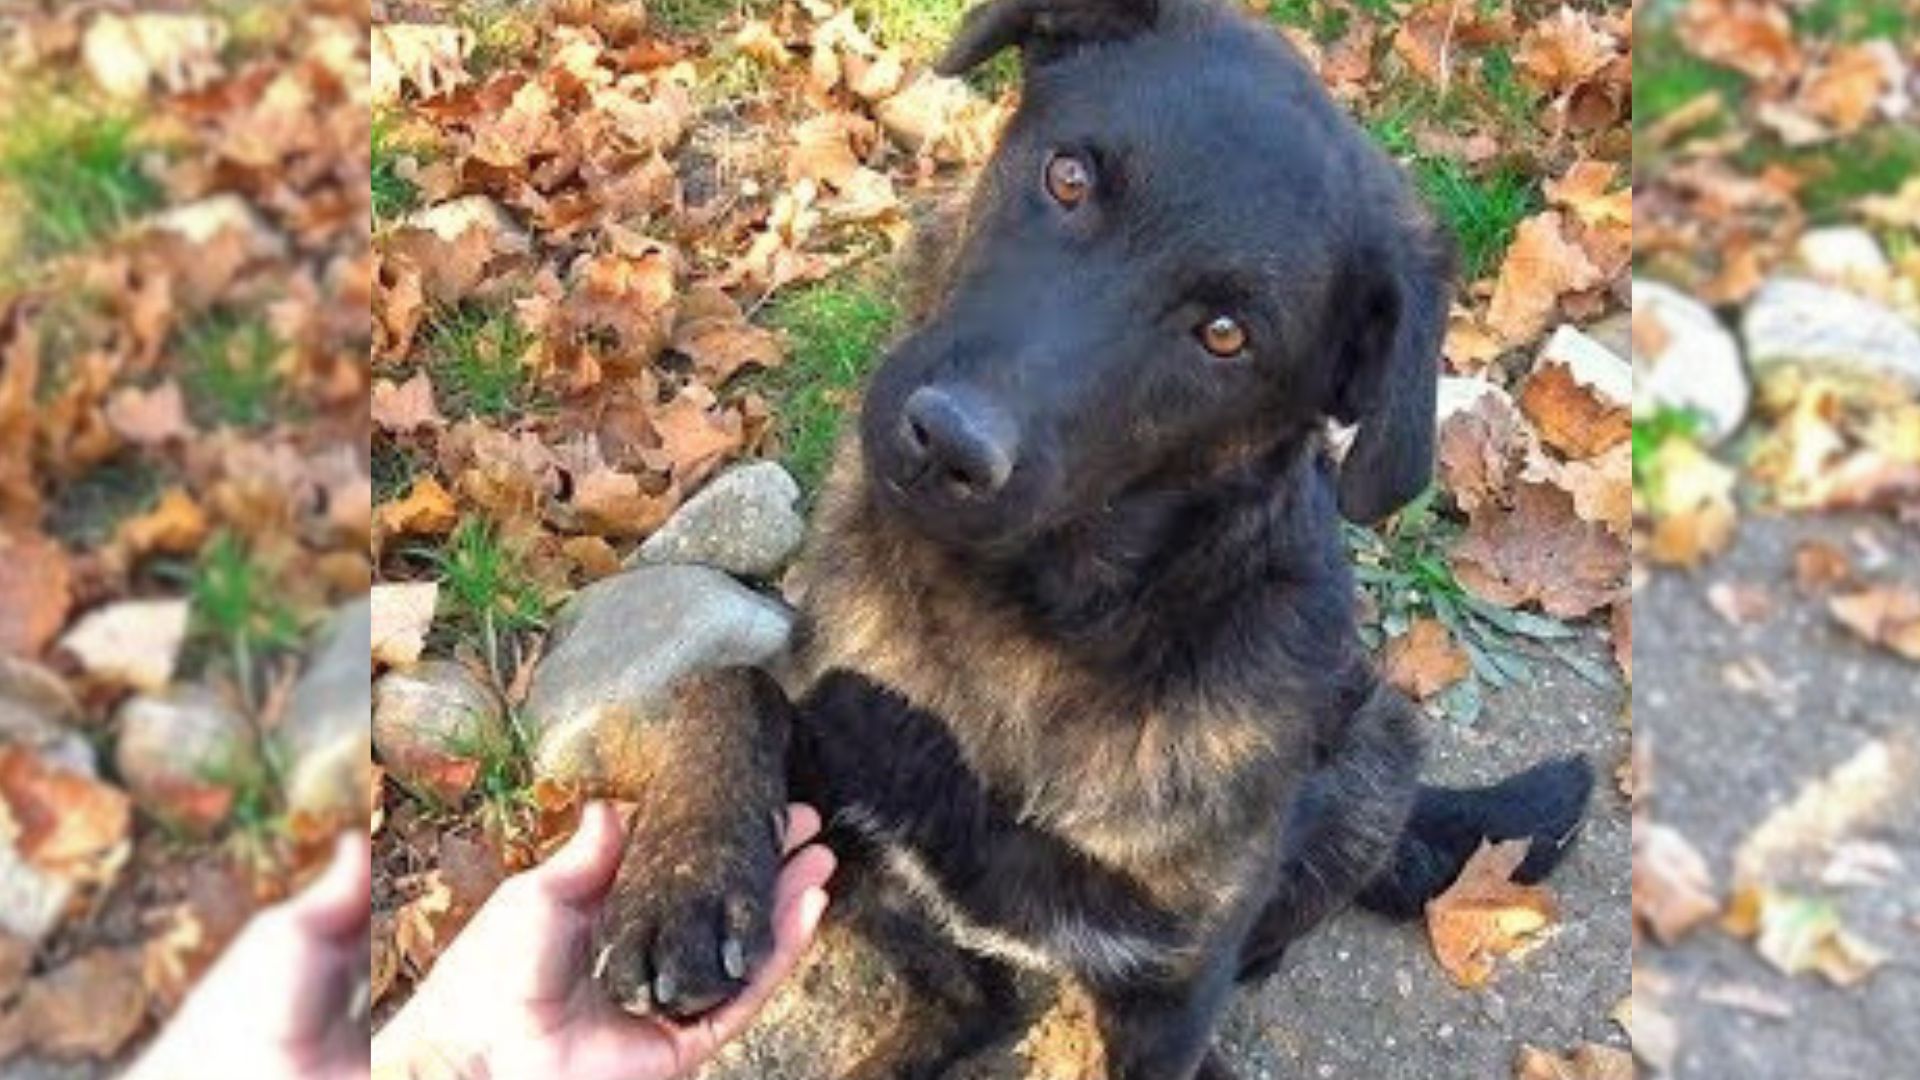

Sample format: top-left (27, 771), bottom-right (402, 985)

top-left (763, 281), bottom-right (901, 495)
top-left (187, 531), bottom-right (302, 709)
top-left (371, 113), bottom-right (421, 223)
top-left (1410, 160), bottom-right (1536, 281)
top-left (177, 311), bottom-right (283, 429)
top-left (427, 519), bottom-right (548, 675)
top-left (0, 105), bottom-right (160, 256)
top-left (427, 304), bottom-right (535, 420)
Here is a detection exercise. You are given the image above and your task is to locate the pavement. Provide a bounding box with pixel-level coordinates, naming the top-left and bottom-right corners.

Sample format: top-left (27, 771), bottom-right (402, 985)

top-left (1634, 512), bottom-right (1920, 1080)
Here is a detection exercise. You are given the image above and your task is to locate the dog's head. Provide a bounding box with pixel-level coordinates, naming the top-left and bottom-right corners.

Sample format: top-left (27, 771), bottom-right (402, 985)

top-left (859, 0), bottom-right (1452, 551)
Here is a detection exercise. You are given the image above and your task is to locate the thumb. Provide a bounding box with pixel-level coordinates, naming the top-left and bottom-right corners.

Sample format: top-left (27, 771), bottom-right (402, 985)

top-left (531, 801), bottom-right (627, 906)
top-left (291, 831), bottom-right (372, 940)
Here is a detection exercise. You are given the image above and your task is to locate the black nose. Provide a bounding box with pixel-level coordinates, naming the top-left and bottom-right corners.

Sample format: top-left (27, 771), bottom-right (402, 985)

top-left (899, 386), bottom-right (1017, 498)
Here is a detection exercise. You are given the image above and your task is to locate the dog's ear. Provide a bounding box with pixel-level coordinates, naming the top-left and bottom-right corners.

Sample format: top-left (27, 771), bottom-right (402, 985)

top-left (1329, 205), bottom-right (1453, 524)
top-left (936, 0), bottom-right (1160, 75)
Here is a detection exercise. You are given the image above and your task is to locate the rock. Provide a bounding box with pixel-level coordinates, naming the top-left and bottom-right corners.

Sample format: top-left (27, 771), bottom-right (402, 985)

top-left (1794, 227), bottom-right (1889, 283)
top-left (524, 565), bottom-right (794, 792)
top-left (632, 461), bottom-right (806, 579)
top-left (0, 845), bottom-right (70, 947)
top-left (1586, 311), bottom-right (1632, 362)
top-left (369, 581), bottom-right (438, 668)
top-left (0, 659), bottom-right (93, 777)
top-left (278, 600), bottom-right (372, 825)
top-left (114, 687), bottom-right (258, 835)
top-left (1632, 279), bottom-right (1750, 444)
top-left (1436, 376), bottom-right (1515, 427)
top-left (1743, 278), bottom-right (1920, 389)
top-left (372, 661), bottom-right (506, 803)
top-left (55, 598), bottom-right (190, 691)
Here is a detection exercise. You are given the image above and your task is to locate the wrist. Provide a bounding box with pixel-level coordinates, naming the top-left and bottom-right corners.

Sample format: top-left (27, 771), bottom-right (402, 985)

top-left (372, 1001), bottom-right (482, 1080)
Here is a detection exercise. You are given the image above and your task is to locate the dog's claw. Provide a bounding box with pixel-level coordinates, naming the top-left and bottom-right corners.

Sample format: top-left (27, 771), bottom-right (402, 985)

top-left (722, 936), bottom-right (747, 981)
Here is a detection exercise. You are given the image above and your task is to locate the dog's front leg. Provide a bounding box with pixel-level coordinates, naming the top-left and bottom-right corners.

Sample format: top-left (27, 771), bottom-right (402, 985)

top-left (1092, 955), bottom-right (1240, 1080)
top-left (590, 666), bottom-right (794, 1019)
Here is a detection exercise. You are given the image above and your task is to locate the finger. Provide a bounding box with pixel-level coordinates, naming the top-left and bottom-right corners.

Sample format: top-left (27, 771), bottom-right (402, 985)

top-left (781, 803), bottom-right (822, 855)
top-left (691, 879), bottom-right (830, 1049)
top-left (533, 801), bottom-right (626, 906)
top-left (292, 831), bottom-right (372, 940)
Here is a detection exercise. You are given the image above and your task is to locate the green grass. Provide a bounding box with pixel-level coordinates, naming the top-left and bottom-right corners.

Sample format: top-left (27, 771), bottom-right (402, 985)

top-left (1632, 406), bottom-right (1706, 494)
top-left (1411, 159), bottom-right (1536, 281)
top-left (1792, 127), bottom-right (1920, 220)
top-left (763, 281), bottom-right (901, 495)
top-left (371, 113), bottom-right (421, 223)
top-left (427, 304), bottom-right (536, 419)
top-left (648, 0), bottom-right (765, 35)
top-left (427, 519), bottom-right (548, 672)
top-left (1346, 488), bottom-right (1605, 723)
top-left (1631, 24), bottom-right (1746, 129)
top-left (45, 458), bottom-right (164, 550)
top-left (1794, 0), bottom-right (1913, 41)
top-left (187, 532), bottom-right (303, 709)
top-left (0, 105), bottom-right (160, 257)
top-left (177, 311), bottom-right (283, 429)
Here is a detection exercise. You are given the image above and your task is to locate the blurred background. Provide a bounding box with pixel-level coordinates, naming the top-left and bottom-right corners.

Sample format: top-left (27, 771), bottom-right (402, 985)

top-left (1632, 0), bottom-right (1920, 1077)
top-left (0, 0), bottom-right (371, 1074)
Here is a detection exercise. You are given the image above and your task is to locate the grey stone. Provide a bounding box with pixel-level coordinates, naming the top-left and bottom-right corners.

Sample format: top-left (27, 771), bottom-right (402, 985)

top-left (372, 660), bottom-right (507, 801)
top-left (114, 686), bottom-right (258, 834)
top-left (279, 599), bottom-right (372, 822)
top-left (633, 461), bottom-right (807, 580)
top-left (1794, 226), bottom-right (1890, 282)
top-left (1743, 277), bottom-right (1920, 388)
top-left (1632, 279), bottom-right (1750, 444)
top-left (1435, 375), bottom-right (1513, 427)
top-left (524, 565), bottom-right (793, 792)
top-left (0, 658), bottom-right (94, 777)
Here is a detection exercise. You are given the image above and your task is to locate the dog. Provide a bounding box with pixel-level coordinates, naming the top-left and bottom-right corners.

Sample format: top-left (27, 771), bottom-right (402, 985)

top-left (590, 0), bottom-right (1594, 1076)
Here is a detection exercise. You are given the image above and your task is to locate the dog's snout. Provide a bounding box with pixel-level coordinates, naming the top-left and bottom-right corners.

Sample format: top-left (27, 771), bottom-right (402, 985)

top-left (899, 386), bottom-right (1018, 499)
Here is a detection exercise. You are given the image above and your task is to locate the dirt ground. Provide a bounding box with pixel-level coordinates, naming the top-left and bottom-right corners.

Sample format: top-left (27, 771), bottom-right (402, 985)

top-left (1635, 513), bottom-right (1920, 1080)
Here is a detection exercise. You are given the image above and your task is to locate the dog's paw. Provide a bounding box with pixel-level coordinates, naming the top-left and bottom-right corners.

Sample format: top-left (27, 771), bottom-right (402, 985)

top-left (591, 807), bottom-right (784, 1020)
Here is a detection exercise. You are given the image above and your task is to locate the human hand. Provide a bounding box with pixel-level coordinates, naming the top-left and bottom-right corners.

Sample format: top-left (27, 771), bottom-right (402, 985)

top-left (128, 831), bottom-right (373, 1080)
top-left (374, 800), bottom-right (835, 1080)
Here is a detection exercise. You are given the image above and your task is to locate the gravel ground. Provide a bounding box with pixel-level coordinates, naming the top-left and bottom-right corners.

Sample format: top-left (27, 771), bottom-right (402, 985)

top-left (1634, 512), bottom-right (1920, 1080)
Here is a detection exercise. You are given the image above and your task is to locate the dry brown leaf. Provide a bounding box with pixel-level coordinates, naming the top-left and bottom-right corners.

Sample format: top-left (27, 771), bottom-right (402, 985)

top-left (1514, 7), bottom-right (1619, 94)
top-left (0, 747), bottom-right (131, 884)
top-left (372, 372), bottom-right (447, 435)
top-left (1734, 737), bottom-right (1916, 888)
top-left (371, 23), bottom-right (472, 103)
top-left (1706, 581), bottom-right (1774, 627)
top-left (1793, 539), bottom-right (1853, 592)
top-left (0, 532), bottom-right (72, 658)
top-left (11, 947), bottom-right (148, 1058)
top-left (82, 12), bottom-right (227, 99)
top-left (1724, 887), bottom-right (1887, 987)
top-left (1452, 482), bottom-right (1627, 618)
top-left (1828, 586), bottom-right (1920, 661)
top-left (1679, 0), bottom-right (1801, 83)
top-left (1426, 839), bottom-right (1558, 988)
top-left (115, 488), bottom-right (210, 560)
top-left (377, 475), bottom-right (460, 539)
top-left (1487, 214), bottom-right (1603, 345)
top-left (104, 380), bottom-right (192, 446)
top-left (1514, 1043), bottom-right (1634, 1080)
top-left (1610, 601), bottom-right (1630, 683)
top-left (1527, 442), bottom-right (1631, 538)
top-left (673, 314), bottom-right (786, 386)
top-left (1633, 823), bottom-right (1720, 945)
top-left (1519, 360), bottom-right (1630, 460)
top-left (1381, 618), bottom-right (1471, 700)
top-left (653, 387), bottom-right (746, 488)
top-left (1438, 393), bottom-right (1523, 516)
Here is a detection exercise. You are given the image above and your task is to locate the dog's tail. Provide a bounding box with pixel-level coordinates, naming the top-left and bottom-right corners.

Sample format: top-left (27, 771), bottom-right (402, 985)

top-left (1354, 756), bottom-right (1594, 920)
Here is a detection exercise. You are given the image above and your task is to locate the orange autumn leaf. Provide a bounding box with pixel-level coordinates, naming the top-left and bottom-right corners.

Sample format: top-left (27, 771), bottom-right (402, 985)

top-left (115, 487), bottom-right (210, 560)
top-left (0, 746), bottom-right (132, 882)
top-left (1426, 838), bottom-right (1559, 988)
top-left (0, 532), bottom-right (72, 658)
top-left (371, 371), bottom-right (447, 434)
top-left (1517, 361), bottom-right (1631, 460)
top-left (1828, 586), bottom-right (1920, 661)
top-left (1514, 7), bottom-right (1619, 95)
top-left (1452, 482), bottom-right (1627, 619)
top-left (377, 474), bottom-right (460, 538)
top-left (1514, 1043), bottom-right (1635, 1080)
top-left (1486, 213), bottom-right (1602, 345)
top-left (1381, 618), bottom-right (1471, 700)
top-left (1678, 0), bottom-right (1801, 83)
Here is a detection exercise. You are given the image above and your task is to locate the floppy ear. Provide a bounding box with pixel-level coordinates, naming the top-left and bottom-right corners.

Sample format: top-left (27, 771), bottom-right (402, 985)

top-left (1329, 210), bottom-right (1453, 524)
top-left (936, 0), bottom-right (1160, 76)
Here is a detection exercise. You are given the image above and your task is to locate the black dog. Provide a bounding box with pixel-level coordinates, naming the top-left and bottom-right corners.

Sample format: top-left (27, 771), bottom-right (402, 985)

top-left (591, 0), bottom-right (1593, 1075)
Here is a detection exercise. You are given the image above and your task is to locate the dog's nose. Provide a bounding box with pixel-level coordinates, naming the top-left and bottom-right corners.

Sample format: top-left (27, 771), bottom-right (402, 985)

top-left (899, 386), bottom-right (1017, 498)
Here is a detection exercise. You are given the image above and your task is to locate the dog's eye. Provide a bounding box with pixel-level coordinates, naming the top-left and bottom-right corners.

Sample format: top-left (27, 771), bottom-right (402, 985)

top-left (1043, 152), bottom-right (1092, 208)
top-left (1197, 315), bottom-right (1248, 358)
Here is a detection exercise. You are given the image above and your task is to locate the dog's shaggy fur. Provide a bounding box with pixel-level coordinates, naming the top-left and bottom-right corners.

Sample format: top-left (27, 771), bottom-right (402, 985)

top-left (591, 1), bottom-right (1593, 1076)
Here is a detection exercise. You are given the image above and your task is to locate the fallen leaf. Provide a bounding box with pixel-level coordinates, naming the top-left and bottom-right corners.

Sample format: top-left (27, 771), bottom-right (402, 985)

top-left (1381, 618), bottom-right (1471, 700)
top-left (0, 532), bottom-right (72, 658)
top-left (1452, 482), bottom-right (1627, 618)
top-left (1633, 823), bottom-right (1720, 945)
top-left (115, 488), bottom-right (210, 561)
top-left (1426, 838), bottom-right (1558, 988)
top-left (11, 947), bottom-right (148, 1058)
top-left (1733, 737), bottom-right (1915, 887)
top-left (82, 12), bottom-right (227, 99)
top-left (370, 582), bottom-right (439, 668)
top-left (1518, 356), bottom-right (1630, 460)
top-left (55, 598), bottom-right (191, 691)
top-left (371, 23), bottom-right (472, 103)
top-left (372, 372), bottom-right (447, 435)
top-left (104, 381), bottom-right (193, 446)
top-left (1793, 540), bottom-right (1852, 592)
top-left (1706, 581), bottom-right (1774, 627)
top-left (1514, 1042), bottom-right (1634, 1080)
top-left (1725, 887), bottom-right (1886, 987)
top-left (1679, 0), bottom-right (1800, 83)
top-left (1828, 586), bottom-right (1920, 661)
top-left (377, 475), bottom-right (460, 539)
top-left (1487, 214), bottom-right (1603, 345)
top-left (0, 747), bottom-right (130, 884)
top-left (1514, 8), bottom-right (1619, 95)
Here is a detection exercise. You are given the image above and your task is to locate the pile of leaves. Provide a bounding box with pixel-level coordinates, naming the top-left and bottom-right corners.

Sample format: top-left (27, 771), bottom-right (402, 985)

top-left (1, 0), bottom-right (370, 1068)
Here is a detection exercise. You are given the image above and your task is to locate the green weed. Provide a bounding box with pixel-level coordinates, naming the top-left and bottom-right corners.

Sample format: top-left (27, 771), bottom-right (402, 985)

top-left (427, 304), bottom-right (536, 420)
top-left (1411, 159), bottom-right (1536, 281)
top-left (763, 280), bottom-right (901, 495)
top-left (177, 312), bottom-right (283, 429)
top-left (0, 105), bottom-right (159, 256)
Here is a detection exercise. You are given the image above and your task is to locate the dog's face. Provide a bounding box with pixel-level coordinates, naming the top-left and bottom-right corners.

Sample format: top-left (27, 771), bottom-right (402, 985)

top-left (860, 0), bottom-right (1450, 552)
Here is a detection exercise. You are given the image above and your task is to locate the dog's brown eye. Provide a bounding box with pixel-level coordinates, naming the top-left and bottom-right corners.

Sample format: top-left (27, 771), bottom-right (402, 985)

top-left (1197, 315), bottom-right (1247, 357)
top-left (1044, 153), bottom-right (1091, 207)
